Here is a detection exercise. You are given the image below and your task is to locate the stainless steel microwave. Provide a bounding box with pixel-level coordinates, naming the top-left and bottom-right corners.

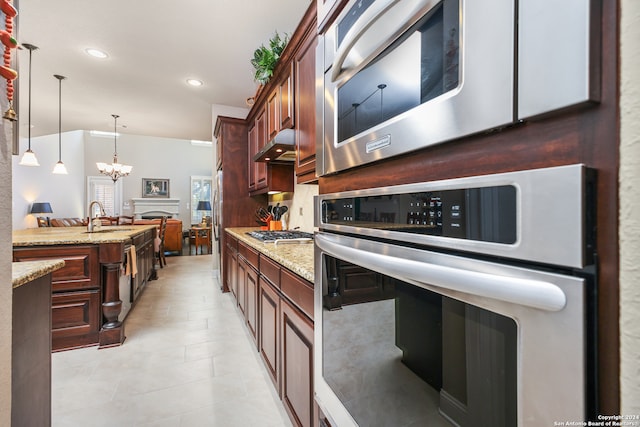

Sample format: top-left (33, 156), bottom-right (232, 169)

top-left (316, 0), bottom-right (601, 176)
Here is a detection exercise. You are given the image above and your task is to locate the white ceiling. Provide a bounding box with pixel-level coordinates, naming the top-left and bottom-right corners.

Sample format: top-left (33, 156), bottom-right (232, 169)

top-left (16, 0), bottom-right (312, 142)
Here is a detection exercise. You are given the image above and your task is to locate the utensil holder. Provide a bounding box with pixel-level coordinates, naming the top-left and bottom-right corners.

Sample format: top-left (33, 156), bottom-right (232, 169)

top-left (269, 220), bottom-right (282, 231)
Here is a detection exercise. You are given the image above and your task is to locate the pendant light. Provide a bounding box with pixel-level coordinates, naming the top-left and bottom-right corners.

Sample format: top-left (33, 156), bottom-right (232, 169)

top-left (96, 114), bottom-right (132, 182)
top-left (18, 43), bottom-right (39, 166)
top-left (52, 74), bottom-right (68, 174)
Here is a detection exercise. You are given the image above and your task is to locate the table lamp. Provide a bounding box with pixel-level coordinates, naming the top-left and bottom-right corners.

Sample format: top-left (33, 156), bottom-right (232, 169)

top-left (197, 201), bottom-right (211, 225)
top-left (31, 202), bottom-right (53, 226)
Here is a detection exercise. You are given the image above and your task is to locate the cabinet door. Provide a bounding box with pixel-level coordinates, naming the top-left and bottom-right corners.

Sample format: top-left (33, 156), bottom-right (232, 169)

top-left (226, 242), bottom-right (238, 300)
top-left (237, 257), bottom-right (247, 314)
top-left (216, 130), bottom-right (223, 169)
top-left (260, 277), bottom-right (281, 391)
top-left (267, 88), bottom-right (279, 140)
top-left (51, 290), bottom-right (101, 351)
top-left (295, 30), bottom-right (318, 183)
top-left (246, 263), bottom-right (259, 347)
top-left (248, 124), bottom-right (257, 191)
top-left (255, 110), bottom-right (268, 190)
top-left (279, 63), bottom-right (295, 130)
top-left (280, 299), bottom-right (314, 427)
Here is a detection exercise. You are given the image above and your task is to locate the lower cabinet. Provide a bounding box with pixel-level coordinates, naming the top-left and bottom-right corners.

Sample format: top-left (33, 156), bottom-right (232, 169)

top-left (281, 297), bottom-right (315, 427)
top-left (12, 273), bottom-right (52, 426)
top-left (230, 234), bottom-right (314, 427)
top-left (259, 277), bottom-right (281, 390)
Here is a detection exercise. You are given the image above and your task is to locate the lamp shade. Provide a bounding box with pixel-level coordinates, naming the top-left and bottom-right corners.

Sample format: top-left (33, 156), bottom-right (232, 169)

top-left (31, 202), bottom-right (53, 214)
top-left (196, 201), bottom-right (211, 211)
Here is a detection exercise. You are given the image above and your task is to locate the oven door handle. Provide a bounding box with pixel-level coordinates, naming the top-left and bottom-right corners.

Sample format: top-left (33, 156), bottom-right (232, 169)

top-left (315, 233), bottom-right (567, 312)
top-left (331, 0), bottom-right (439, 83)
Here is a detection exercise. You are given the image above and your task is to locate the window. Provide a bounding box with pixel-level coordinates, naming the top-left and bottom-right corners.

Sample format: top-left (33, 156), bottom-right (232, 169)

top-left (87, 176), bottom-right (123, 217)
top-left (191, 175), bottom-right (212, 224)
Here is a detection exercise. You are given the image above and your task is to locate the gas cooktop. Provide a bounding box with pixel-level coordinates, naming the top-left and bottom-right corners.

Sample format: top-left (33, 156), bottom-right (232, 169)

top-left (246, 230), bottom-right (314, 243)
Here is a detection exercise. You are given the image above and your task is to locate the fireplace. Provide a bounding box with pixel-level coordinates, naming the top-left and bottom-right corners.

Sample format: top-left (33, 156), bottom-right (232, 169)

top-left (131, 198), bottom-right (180, 219)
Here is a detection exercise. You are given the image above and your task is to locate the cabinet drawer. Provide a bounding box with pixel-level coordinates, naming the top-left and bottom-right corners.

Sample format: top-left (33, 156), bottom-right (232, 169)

top-left (226, 234), bottom-right (238, 252)
top-left (14, 246), bottom-right (100, 292)
top-left (281, 268), bottom-right (314, 321)
top-left (238, 241), bottom-right (259, 270)
top-left (51, 289), bottom-right (101, 351)
top-left (260, 255), bottom-right (281, 287)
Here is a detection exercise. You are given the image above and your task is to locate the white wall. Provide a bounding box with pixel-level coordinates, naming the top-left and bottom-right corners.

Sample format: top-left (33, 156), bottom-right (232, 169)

top-left (12, 131), bottom-right (85, 229)
top-left (84, 132), bottom-right (212, 228)
top-left (619, 0), bottom-right (640, 414)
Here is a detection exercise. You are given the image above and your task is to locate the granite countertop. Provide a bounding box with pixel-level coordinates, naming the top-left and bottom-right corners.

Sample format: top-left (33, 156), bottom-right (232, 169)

top-left (12, 259), bottom-right (65, 289)
top-left (226, 227), bottom-right (315, 283)
top-left (12, 225), bottom-right (158, 247)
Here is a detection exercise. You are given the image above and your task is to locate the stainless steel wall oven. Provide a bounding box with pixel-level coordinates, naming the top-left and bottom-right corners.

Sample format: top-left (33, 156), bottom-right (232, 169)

top-left (314, 164), bottom-right (597, 426)
top-left (316, 0), bottom-right (600, 176)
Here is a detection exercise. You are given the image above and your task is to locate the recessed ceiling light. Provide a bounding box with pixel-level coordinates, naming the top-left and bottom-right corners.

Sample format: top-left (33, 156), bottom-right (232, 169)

top-left (85, 48), bottom-right (108, 59)
top-left (186, 79), bottom-right (203, 87)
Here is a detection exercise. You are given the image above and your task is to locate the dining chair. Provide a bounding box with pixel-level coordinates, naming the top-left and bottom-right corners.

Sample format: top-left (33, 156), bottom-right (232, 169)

top-left (189, 227), bottom-right (211, 255)
top-left (117, 215), bottom-right (135, 225)
top-left (156, 216), bottom-right (168, 268)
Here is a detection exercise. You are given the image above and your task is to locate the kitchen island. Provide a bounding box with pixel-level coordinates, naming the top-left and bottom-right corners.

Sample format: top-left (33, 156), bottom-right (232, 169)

top-left (13, 225), bottom-right (157, 351)
top-left (12, 259), bottom-right (65, 426)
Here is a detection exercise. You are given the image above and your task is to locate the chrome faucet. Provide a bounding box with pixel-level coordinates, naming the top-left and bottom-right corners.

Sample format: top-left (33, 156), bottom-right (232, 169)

top-left (87, 200), bottom-right (106, 232)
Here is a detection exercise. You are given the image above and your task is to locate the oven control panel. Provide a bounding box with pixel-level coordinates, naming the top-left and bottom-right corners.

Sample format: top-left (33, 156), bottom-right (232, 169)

top-left (321, 185), bottom-right (517, 244)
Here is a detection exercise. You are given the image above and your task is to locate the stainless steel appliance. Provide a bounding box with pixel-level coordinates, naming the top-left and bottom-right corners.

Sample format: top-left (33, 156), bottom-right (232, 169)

top-left (316, 0), bottom-right (600, 176)
top-left (314, 164), bottom-right (597, 426)
top-left (246, 230), bottom-right (314, 243)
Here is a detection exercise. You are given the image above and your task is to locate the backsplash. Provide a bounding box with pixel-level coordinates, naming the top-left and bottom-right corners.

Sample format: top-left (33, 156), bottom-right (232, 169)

top-left (269, 183), bottom-right (318, 232)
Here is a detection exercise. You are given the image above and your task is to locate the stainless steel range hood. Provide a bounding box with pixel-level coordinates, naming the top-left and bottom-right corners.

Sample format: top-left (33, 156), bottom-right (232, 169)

top-left (253, 128), bottom-right (296, 162)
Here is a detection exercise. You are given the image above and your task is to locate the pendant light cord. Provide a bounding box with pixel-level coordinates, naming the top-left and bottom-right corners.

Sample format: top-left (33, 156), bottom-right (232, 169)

top-left (23, 44), bottom-right (39, 150)
top-left (57, 76), bottom-right (62, 161)
top-left (112, 114), bottom-right (119, 159)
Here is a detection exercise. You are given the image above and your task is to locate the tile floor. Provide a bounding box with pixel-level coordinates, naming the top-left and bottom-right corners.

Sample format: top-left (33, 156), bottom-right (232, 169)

top-left (52, 254), bottom-right (292, 427)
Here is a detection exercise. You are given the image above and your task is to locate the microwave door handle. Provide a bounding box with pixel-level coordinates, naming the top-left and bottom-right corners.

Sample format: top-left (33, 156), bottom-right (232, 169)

top-left (331, 0), bottom-right (439, 83)
top-left (331, 0), bottom-right (399, 83)
top-left (315, 233), bottom-right (567, 312)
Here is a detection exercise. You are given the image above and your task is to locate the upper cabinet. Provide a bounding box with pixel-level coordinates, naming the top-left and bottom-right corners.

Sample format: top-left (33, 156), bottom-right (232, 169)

top-left (267, 63), bottom-right (295, 142)
top-left (294, 26), bottom-right (318, 184)
top-left (246, 1), bottom-right (318, 191)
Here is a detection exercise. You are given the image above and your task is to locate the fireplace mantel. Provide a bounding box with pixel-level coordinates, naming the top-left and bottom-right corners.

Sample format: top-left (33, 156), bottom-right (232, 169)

top-left (131, 198), bottom-right (180, 218)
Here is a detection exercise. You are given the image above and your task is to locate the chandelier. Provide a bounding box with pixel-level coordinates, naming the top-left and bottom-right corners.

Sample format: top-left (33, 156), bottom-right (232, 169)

top-left (96, 114), bottom-right (132, 182)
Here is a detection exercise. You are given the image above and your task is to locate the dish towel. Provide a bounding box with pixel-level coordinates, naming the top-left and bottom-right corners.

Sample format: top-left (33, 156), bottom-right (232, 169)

top-left (125, 245), bottom-right (138, 278)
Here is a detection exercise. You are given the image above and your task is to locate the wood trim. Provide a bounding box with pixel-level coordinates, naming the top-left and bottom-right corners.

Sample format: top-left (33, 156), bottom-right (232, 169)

top-left (246, 1), bottom-right (317, 124)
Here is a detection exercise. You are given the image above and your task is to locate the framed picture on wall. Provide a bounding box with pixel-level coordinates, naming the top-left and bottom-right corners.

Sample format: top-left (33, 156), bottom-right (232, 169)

top-left (142, 178), bottom-right (170, 198)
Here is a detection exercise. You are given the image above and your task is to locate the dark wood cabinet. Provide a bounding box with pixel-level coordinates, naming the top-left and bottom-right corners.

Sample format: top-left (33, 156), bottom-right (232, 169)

top-left (246, 262), bottom-right (259, 345)
top-left (279, 64), bottom-right (295, 130)
top-left (260, 276), bottom-right (281, 391)
top-left (294, 25), bottom-right (318, 184)
top-left (244, 1), bottom-right (318, 189)
top-left (267, 88), bottom-right (279, 141)
top-left (215, 116), bottom-right (267, 292)
top-left (12, 229), bottom-right (155, 351)
top-left (225, 231), bottom-right (315, 427)
top-left (14, 245), bottom-right (101, 351)
top-left (237, 256), bottom-right (247, 316)
top-left (255, 110), bottom-right (268, 191)
top-left (12, 273), bottom-right (52, 427)
top-left (248, 123), bottom-right (257, 191)
top-left (281, 297), bottom-right (315, 427)
top-left (225, 234), bottom-right (239, 298)
top-left (238, 241), bottom-right (260, 347)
